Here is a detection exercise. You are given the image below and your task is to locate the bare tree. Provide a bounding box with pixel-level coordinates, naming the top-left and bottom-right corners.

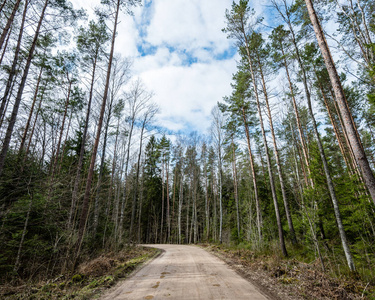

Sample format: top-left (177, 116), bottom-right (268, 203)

top-left (129, 96), bottom-right (158, 241)
top-left (134, 103), bottom-right (159, 242)
top-left (93, 56), bottom-right (131, 233)
top-left (118, 78), bottom-right (151, 240)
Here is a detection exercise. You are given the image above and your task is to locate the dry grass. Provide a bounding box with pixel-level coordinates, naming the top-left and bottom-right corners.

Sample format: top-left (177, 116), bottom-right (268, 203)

top-left (78, 256), bottom-right (115, 277)
top-left (202, 244), bottom-right (375, 300)
top-left (0, 246), bottom-right (159, 300)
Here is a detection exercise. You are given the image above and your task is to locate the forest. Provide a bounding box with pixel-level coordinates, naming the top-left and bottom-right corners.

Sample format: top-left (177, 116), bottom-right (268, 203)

top-left (0, 0), bottom-right (375, 295)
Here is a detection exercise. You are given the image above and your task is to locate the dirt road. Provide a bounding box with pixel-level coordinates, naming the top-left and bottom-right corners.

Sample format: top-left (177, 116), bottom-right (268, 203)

top-left (99, 244), bottom-right (270, 300)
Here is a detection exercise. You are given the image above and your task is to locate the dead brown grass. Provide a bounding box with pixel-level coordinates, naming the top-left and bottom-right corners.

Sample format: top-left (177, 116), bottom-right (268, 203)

top-left (78, 256), bottom-right (115, 277)
top-left (202, 244), bottom-right (375, 300)
top-left (0, 246), bottom-right (160, 300)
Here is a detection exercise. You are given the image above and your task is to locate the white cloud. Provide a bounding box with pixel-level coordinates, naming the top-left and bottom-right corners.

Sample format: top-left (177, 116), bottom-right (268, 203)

top-left (70, 0), bottom-right (239, 135)
top-left (143, 0), bottom-right (233, 56)
top-left (116, 14), bottom-right (140, 57)
top-left (138, 58), bottom-right (237, 133)
top-left (135, 47), bottom-right (184, 71)
top-left (131, 0), bottom-right (238, 133)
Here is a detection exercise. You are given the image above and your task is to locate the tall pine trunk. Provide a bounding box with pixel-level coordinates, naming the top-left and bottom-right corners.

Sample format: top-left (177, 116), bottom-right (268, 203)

top-left (93, 94), bottom-right (114, 234)
top-left (68, 55), bottom-right (98, 230)
top-left (280, 43), bottom-right (313, 186)
top-left (305, 0), bottom-right (375, 207)
top-left (218, 147), bottom-right (223, 244)
top-left (258, 56), bottom-right (297, 244)
top-left (19, 66), bottom-right (44, 154)
top-left (166, 160), bottom-right (171, 242)
top-left (203, 148), bottom-right (210, 241)
top-left (0, 0), bottom-right (28, 129)
top-left (314, 70), bottom-right (353, 172)
top-left (24, 86), bottom-right (45, 160)
top-left (160, 157), bottom-right (165, 243)
top-left (242, 32), bottom-right (287, 257)
top-left (0, 0), bottom-right (48, 177)
top-left (178, 167), bottom-right (184, 244)
top-left (0, 0), bottom-right (21, 51)
top-left (74, 0), bottom-right (121, 267)
top-left (242, 108), bottom-right (262, 243)
top-left (231, 138), bottom-right (240, 240)
top-left (286, 4), bottom-right (355, 270)
top-left (51, 79), bottom-right (72, 177)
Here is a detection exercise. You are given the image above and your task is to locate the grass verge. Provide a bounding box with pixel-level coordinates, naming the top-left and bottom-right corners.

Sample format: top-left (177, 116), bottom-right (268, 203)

top-left (0, 246), bottom-right (159, 300)
top-left (201, 243), bottom-right (375, 300)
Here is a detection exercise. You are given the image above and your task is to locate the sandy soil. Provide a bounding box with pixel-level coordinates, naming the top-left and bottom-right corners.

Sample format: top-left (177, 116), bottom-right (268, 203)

top-left (99, 244), bottom-right (271, 300)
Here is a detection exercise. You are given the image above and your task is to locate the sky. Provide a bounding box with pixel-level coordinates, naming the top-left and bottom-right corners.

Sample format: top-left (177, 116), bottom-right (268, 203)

top-left (70, 0), bottom-right (242, 135)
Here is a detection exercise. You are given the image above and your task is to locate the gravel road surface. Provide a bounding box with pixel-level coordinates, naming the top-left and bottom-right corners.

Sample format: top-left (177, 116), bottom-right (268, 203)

top-left (99, 244), bottom-right (270, 300)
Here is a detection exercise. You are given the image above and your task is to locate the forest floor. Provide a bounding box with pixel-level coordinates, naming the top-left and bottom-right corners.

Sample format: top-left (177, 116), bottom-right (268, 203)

top-left (0, 246), bottom-right (160, 300)
top-left (1, 244), bottom-right (374, 299)
top-left (201, 244), bottom-right (375, 300)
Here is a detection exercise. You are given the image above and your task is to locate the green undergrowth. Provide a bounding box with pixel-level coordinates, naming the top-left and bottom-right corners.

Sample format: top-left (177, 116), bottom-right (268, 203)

top-left (0, 246), bottom-right (159, 300)
top-left (201, 242), bottom-right (375, 299)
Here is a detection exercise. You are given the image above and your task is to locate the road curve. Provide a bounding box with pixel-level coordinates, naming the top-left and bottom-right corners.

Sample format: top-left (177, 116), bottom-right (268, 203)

top-left (99, 244), bottom-right (270, 300)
